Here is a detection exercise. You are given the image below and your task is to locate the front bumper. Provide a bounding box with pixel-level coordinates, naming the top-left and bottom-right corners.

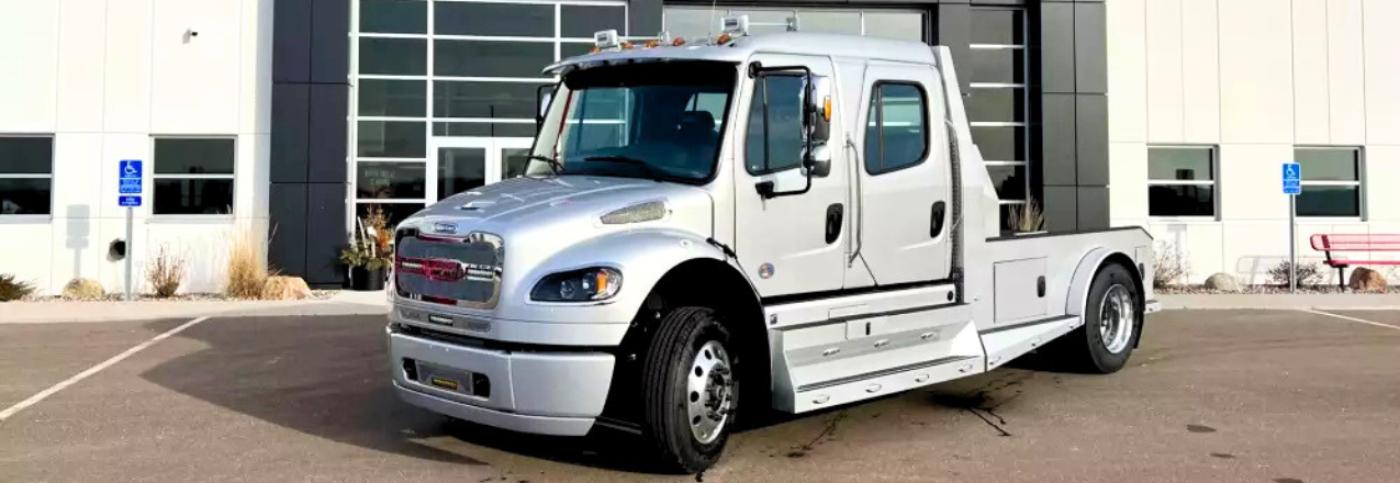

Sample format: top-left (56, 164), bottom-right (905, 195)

top-left (387, 325), bottom-right (616, 436)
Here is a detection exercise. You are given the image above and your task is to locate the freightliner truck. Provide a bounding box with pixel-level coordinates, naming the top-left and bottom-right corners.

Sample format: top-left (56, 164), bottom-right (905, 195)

top-left (386, 18), bottom-right (1160, 473)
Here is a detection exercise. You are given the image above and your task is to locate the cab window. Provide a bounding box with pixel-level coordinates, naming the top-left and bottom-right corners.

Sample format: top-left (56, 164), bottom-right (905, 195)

top-left (864, 82), bottom-right (928, 174)
top-left (745, 74), bottom-right (806, 174)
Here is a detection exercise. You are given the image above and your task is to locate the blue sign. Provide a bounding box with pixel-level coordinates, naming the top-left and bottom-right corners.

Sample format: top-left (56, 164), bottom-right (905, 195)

top-left (118, 195), bottom-right (142, 207)
top-left (1282, 162), bottom-right (1301, 195)
top-left (119, 159), bottom-right (143, 194)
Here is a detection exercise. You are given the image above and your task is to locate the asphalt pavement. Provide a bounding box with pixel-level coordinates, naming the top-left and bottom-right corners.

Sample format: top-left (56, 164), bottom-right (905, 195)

top-left (1, 309), bottom-right (1398, 482)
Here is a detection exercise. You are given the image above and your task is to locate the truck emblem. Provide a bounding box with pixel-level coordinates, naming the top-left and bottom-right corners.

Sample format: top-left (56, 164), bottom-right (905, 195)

top-left (758, 263), bottom-right (775, 279)
top-left (433, 222), bottom-right (457, 234)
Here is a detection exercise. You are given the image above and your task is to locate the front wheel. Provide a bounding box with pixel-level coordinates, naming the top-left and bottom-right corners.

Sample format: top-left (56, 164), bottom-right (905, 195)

top-left (639, 306), bottom-right (737, 474)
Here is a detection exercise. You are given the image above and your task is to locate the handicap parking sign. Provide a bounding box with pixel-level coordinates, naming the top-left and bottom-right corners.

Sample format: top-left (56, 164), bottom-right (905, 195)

top-left (1282, 162), bottom-right (1301, 195)
top-left (119, 160), bottom-right (143, 194)
top-left (118, 195), bottom-right (142, 207)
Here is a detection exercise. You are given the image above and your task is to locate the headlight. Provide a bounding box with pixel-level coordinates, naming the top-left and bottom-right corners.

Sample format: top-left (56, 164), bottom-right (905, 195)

top-left (530, 267), bottom-right (623, 302)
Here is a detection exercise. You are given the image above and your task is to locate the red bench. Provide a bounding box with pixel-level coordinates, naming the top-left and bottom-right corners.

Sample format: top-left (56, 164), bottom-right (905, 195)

top-left (1309, 234), bottom-right (1400, 288)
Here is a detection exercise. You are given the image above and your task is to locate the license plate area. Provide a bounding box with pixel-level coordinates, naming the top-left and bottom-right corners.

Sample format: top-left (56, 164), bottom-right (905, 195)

top-left (403, 358), bottom-right (491, 398)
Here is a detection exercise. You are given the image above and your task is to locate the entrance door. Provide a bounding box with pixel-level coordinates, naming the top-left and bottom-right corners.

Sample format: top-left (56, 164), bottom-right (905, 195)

top-left (429, 137), bottom-right (534, 200)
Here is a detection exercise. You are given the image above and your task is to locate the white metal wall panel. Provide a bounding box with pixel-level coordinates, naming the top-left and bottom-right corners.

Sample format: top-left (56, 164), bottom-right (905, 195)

top-left (1292, 0), bottom-right (1332, 145)
top-left (0, 0), bottom-right (59, 132)
top-left (56, 0), bottom-right (108, 133)
top-left (151, 0), bottom-right (242, 134)
top-left (1105, 0), bottom-right (1146, 144)
top-left (1326, 0), bottom-right (1367, 145)
top-left (1363, 0), bottom-right (1400, 145)
top-left (1219, 0), bottom-right (1294, 144)
top-left (1181, 0), bottom-right (1221, 143)
top-left (1144, 0), bottom-right (1184, 143)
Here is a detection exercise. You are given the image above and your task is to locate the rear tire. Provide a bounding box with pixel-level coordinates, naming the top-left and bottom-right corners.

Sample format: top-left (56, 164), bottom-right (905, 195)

top-left (639, 306), bottom-right (737, 474)
top-left (1053, 263), bottom-right (1142, 373)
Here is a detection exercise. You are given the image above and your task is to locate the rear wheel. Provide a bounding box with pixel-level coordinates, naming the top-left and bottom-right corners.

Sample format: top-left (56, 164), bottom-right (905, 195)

top-left (1054, 263), bottom-right (1141, 373)
top-left (639, 306), bottom-right (737, 473)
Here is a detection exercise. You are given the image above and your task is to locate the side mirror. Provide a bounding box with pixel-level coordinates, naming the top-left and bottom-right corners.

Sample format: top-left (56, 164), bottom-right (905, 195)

top-left (805, 144), bottom-right (831, 177)
top-left (806, 75), bottom-right (832, 144)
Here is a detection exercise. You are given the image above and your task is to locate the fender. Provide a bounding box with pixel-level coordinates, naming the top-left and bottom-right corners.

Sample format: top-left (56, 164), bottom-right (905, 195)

top-left (1064, 247), bottom-right (1114, 317)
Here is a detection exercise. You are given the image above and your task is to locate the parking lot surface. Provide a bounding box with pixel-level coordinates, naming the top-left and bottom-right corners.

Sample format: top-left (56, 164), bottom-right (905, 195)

top-left (1, 309), bottom-right (1398, 482)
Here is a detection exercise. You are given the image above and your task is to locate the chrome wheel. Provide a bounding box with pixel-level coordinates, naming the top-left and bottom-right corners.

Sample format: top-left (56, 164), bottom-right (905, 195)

top-left (1098, 284), bottom-right (1135, 354)
top-left (686, 340), bottom-right (734, 444)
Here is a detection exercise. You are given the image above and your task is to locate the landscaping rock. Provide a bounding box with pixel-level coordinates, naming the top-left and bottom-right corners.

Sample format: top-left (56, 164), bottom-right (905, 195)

top-left (62, 278), bottom-right (106, 300)
top-left (1203, 273), bottom-right (1240, 292)
top-left (262, 276), bottom-right (313, 300)
top-left (1348, 267), bottom-right (1387, 293)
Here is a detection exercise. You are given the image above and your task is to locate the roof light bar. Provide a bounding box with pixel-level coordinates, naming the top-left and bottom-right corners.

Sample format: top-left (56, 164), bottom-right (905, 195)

top-left (593, 29), bottom-right (620, 51)
top-left (721, 15), bottom-right (749, 37)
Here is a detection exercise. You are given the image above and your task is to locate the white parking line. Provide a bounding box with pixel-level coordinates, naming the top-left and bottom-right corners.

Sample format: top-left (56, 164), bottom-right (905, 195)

top-left (0, 316), bottom-right (210, 422)
top-left (1301, 309), bottom-right (1400, 332)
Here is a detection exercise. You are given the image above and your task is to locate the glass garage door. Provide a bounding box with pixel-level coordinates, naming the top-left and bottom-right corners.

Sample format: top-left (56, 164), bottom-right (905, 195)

top-left (663, 6), bottom-right (925, 42)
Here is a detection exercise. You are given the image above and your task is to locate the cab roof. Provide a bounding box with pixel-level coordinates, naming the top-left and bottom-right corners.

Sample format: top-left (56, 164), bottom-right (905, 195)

top-left (544, 32), bottom-right (940, 74)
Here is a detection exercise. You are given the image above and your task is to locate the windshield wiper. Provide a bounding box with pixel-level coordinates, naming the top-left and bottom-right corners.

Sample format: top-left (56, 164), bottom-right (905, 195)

top-left (526, 154), bottom-right (563, 176)
top-left (582, 155), bottom-right (666, 182)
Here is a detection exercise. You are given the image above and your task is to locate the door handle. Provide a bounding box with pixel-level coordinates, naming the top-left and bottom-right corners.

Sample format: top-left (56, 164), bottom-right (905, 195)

top-left (825, 203), bottom-right (844, 244)
top-left (930, 201), bottom-right (947, 238)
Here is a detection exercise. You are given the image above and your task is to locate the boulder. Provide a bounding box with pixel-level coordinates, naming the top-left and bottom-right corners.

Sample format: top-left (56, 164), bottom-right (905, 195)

top-left (1347, 267), bottom-right (1387, 293)
top-left (62, 278), bottom-right (106, 300)
top-left (261, 276), bottom-right (312, 300)
top-left (1203, 272), bottom-right (1240, 292)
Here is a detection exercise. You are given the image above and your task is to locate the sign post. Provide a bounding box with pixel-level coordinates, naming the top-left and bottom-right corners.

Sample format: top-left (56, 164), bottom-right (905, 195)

top-left (1282, 162), bottom-right (1301, 293)
top-left (118, 160), bottom-right (143, 301)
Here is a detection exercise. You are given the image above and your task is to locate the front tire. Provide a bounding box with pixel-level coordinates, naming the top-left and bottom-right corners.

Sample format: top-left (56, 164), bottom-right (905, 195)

top-left (1054, 263), bottom-right (1142, 373)
top-left (639, 306), bottom-right (737, 474)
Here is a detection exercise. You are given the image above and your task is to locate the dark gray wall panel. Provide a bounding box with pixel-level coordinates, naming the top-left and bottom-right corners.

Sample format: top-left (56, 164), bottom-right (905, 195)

top-left (268, 183), bottom-right (308, 274)
top-left (629, 0), bottom-right (662, 36)
top-left (273, 0), bottom-right (311, 83)
top-left (271, 84), bottom-right (309, 184)
top-left (311, 0), bottom-right (350, 84)
top-left (308, 84), bottom-right (348, 184)
top-left (1073, 1), bottom-right (1106, 94)
top-left (1042, 185), bottom-right (1078, 232)
top-left (1038, 2), bottom-right (1075, 94)
top-left (305, 183), bottom-right (348, 286)
top-left (1040, 93), bottom-right (1077, 186)
top-left (1075, 94), bottom-right (1108, 186)
top-left (936, 3), bottom-right (972, 93)
top-left (1076, 186), bottom-right (1108, 230)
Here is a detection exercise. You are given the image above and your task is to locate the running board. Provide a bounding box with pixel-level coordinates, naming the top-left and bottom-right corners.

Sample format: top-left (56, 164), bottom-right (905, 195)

top-left (979, 314), bottom-right (1081, 370)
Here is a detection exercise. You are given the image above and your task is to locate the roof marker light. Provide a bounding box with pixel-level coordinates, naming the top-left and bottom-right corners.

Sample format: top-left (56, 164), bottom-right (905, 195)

top-left (721, 15), bottom-right (749, 37)
top-left (593, 29), bottom-right (620, 51)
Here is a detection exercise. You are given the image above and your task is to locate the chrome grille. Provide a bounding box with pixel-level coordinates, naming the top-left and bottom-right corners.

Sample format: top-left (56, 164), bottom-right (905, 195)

top-left (396, 232), bottom-right (503, 308)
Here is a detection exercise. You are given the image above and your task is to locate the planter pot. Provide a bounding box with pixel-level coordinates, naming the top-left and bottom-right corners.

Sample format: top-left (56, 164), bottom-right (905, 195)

top-left (349, 266), bottom-right (385, 291)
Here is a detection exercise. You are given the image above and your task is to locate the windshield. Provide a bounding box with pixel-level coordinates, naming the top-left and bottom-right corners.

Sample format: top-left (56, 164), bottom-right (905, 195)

top-left (531, 61), bottom-right (736, 183)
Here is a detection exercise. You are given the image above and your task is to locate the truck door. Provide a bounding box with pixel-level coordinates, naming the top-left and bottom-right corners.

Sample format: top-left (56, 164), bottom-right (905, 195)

top-left (733, 54), bottom-right (848, 297)
top-left (854, 62), bottom-right (952, 285)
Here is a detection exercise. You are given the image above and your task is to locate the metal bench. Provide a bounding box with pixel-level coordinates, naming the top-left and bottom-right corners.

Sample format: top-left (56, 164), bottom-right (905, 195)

top-left (1309, 234), bottom-right (1400, 288)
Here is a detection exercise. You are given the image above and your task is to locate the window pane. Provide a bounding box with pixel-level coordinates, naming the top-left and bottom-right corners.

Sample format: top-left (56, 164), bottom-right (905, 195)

top-left (1149, 185), bottom-right (1214, 217)
top-left (561, 42), bottom-right (594, 60)
top-left (359, 0), bottom-right (425, 34)
top-left (438, 148), bottom-right (486, 199)
top-left (966, 88), bottom-right (1024, 123)
top-left (154, 139), bottom-right (234, 174)
top-left (357, 162), bottom-right (425, 199)
top-left (970, 126), bottom-right (1025, 162)
top-left (359, 79), bottom-right (426, 117)
top-left (502, 148), bottom-right (530, 179)
top-left (358, 121), bottom-right (425, 158)
top-left (492, 123), bottom-right (536, 137)
top-left (797, 11), bottom-right (861, 35)
top-left (1296, 186), bottom-right (1359, 217)
top-left (435, 2), bottom-right (553, 37)
top-left (1295, 148), bottom-right (1359, 181)
top-left (1148, 148), bottom-right (1213, 181)
top-left (435, 81), bottom-right (539, 119)
top-left (0, 137), bottom-right (52, 174)
top-left (359, 38), bottom-right (426, 75)
top-left (435, 40), bottom-right (553, 78)
top-left (664, 7), bottom-right (717, 39)
top-left (730, 10), bottom-right (794, 35)
top-left (433, 122), bottom-right (490, 137)
top-left (970, 49), bottom-right (1024, 84)
top-left (153, 179), bottom-right (233, 215)
top-left (562, 5), bottom-right (626, 38)
top-left (971, 9), bottom-right (1023, 45)
top-left (0, 178), bottom-right (51, 215)
top-left (987, 165), bottom-right (1026, 200)
top-left (863, 12), bottom-right (923, 41)
top-left (866, 83), bottom-right (926, 173)
top-left (745, 75), bottom-right (806, 174)
top-left (357, 202), bottom-right (424, 230)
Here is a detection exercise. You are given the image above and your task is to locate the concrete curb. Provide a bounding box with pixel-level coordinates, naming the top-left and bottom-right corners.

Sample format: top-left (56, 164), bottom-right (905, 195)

top-left (1, 291), bottom-right (389, 324)
top-left (1158, 293), bottom-right (1400, 311)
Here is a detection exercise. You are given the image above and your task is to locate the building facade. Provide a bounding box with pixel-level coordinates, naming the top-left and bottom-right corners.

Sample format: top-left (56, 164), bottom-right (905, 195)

top-left (0, 0), bottom-right (1395, 295)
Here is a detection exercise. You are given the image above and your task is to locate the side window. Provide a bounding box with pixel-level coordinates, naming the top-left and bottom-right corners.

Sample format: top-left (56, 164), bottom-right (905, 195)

top-left (745, 74), bottom-right (806, 174)
top-left (864, 83), bottom-right (928, 174)
top-left (0, 136), bottom-right (53, 216)
top-left (153, 138), bottom-right (236, 215)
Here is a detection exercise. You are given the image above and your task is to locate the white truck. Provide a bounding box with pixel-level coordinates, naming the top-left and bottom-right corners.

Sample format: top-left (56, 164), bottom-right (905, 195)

top-left (386, 20), bottom-right (1159, 473)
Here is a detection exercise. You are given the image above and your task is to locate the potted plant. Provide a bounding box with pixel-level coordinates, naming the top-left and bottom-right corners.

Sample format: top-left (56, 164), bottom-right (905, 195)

top-left (1005, 199), bottom-right (1047, 236)
top-left (340, 206), bottom-right (393, 291)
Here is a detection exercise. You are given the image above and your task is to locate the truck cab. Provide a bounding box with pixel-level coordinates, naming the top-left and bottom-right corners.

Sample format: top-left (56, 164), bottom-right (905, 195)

top-left (386, 22), bottom-right (1157, 473)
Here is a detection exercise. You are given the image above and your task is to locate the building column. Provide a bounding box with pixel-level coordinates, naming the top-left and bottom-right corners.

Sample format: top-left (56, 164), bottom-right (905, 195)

top-left (1035, 0), bottom-right (1108, 232)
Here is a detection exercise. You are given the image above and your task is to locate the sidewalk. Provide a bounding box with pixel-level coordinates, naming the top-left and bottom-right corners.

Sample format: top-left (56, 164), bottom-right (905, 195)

top-left (1158, 293), bottom-right (1400, 311)
top-left (0, 290), bottom-right (389, 324)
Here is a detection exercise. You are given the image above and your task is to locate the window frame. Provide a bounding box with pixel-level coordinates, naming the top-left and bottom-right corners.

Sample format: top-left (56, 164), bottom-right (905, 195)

top-left (864, 80), bottom-right (931, 176)
top-left (150, 136), bottom-right (237, 218)
top-left (0, 134), bottom-right (55, 219)
top-left (1294, 146), bottom-right (1365, 220)
top-left (1146, 144), bottom-right (1219, 220)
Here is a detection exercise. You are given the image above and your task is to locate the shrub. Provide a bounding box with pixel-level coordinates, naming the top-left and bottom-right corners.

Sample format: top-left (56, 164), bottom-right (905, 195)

top-left (63, 278), bottom-right (105, 300)
top-left (1153, 242), bottom-right (1189, 287)
top-left (1005, 199), bottom-right (1045, 234)
top-left (146, 245), bottom-right (187, 298)
top-left (1268, 260), bottom-right (1323, 287)
top-left (225, 233), bottom-right (269, 299)
top-left (0, 274), bottom-right (35, 302)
